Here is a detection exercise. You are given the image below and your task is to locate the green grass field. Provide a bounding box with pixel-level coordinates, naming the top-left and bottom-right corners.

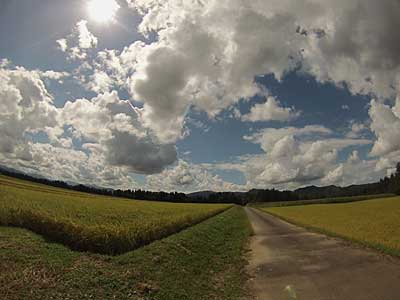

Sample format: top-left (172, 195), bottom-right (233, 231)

top-left (0, 175), bottom-right (230, 254)
top-left (0, 206), bottom-right (252, 300)
top-left (262, 196), bottom-right (400, 256)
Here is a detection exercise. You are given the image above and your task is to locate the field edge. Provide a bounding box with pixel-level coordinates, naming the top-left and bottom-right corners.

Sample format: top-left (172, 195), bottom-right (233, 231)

top-left (259, 208), bottom-right (400, 259)
top-left (0, 174), bottom-right (233, 255)
top-left (0, 206), bottom-right (253, 300)
top-left (1, 204), bottom-right (232, 255)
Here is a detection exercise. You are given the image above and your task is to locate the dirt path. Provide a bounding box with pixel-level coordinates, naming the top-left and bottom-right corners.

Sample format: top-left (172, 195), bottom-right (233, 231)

top-left (245, 207), bottom-right (400, 300)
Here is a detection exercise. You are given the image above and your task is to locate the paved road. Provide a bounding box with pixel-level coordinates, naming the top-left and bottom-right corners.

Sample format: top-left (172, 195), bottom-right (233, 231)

top-left (245, 207), bottom-right (400, 300)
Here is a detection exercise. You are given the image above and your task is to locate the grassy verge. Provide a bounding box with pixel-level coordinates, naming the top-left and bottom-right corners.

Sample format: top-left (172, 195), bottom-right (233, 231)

top-left (0, 175), bottom-right (230, 255)
top-left (262, 196), bottom-right (400, 257)
top-left (0, 206), bottom-right (252, 300)
top-left (250, 193), bottom-right (394, 208)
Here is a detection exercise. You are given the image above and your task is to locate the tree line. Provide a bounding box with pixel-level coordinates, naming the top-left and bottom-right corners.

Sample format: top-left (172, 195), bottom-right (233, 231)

top-left (1, 163), bottom-right (399, 205)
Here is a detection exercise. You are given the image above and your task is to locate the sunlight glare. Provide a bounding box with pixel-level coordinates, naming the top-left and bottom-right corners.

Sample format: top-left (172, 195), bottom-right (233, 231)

top-left (87, 0), bottom-right (120, 23)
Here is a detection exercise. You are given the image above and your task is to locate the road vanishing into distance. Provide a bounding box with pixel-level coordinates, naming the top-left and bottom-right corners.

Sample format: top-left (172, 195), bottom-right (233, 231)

top-left (245, 207), bottom-right (400, 300)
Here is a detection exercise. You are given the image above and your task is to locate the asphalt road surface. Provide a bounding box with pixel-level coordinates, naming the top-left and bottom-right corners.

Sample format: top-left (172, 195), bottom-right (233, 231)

top-left (245, 207), bottom-right (400, 300)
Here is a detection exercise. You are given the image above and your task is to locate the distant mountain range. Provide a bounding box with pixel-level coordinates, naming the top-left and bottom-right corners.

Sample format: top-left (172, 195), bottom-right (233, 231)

top-left (188, 184), bottom-right (375, 199)
top-left (293, 182), bottom-right (384, 199)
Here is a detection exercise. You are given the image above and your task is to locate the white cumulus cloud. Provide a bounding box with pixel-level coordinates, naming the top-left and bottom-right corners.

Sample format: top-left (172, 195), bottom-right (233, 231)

top-left (242, 96), bottom-right (300, 122)
top-left (56, 20), bottom-right (98, 60)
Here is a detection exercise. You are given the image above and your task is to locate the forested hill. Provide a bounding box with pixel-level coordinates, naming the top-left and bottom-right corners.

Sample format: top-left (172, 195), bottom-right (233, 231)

top-left (1, 163), bottom-right (400, 205)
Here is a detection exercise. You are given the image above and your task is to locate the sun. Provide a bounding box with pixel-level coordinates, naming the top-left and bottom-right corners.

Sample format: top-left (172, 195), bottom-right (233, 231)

top-left (87, 0), bottom-right (120, 23)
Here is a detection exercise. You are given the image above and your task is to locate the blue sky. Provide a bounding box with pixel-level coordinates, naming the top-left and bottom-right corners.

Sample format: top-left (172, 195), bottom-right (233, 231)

top-left (1, 0), bottom-right (400, 192)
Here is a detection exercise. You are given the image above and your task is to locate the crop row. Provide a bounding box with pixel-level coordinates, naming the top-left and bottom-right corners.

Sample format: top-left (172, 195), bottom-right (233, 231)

top-left (0, 176), bottom-right (230, 255)
top-left (263, 196), bottom-right (400, 256)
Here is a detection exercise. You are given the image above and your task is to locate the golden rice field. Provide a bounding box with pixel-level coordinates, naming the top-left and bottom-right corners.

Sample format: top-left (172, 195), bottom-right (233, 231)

top-left (0, 175), bottom-right (230, 255)
top-left (263, 196), bottom-right (400, 256)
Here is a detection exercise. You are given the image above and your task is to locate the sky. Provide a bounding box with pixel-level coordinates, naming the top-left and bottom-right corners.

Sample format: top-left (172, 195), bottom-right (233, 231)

top-left (1, 0), bottom-right (400, 192)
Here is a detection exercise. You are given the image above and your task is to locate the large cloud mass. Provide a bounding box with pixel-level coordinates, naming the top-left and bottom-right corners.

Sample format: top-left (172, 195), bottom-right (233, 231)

top-left (123, 0), bottom-right (400, 189)
top-left (0, 66), bottom-right (59, 159)
top-left (118, 0), bottom-right (400, 145)
top-left (2, 0), bottom-right (400, 191)
top-left (0, 64), bottom-right (177, 187)
top-left (236, 126), bottom-right (372, 188)
top-left (147, 160), bottom-right (243, 192)
top-left (60, 92), bottom-right (177, 174)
